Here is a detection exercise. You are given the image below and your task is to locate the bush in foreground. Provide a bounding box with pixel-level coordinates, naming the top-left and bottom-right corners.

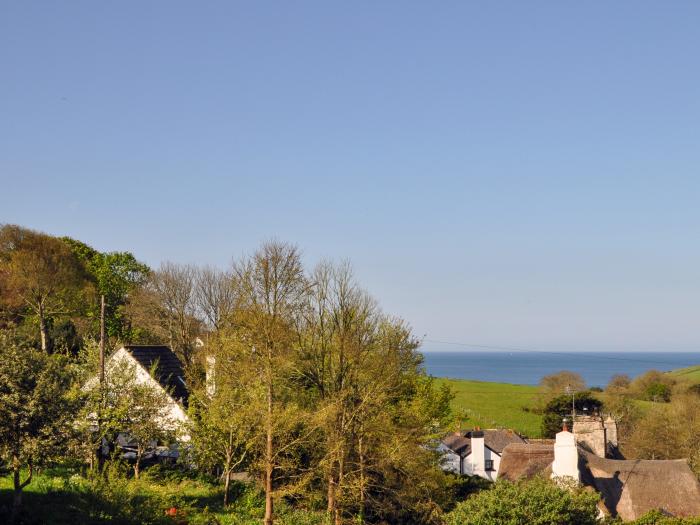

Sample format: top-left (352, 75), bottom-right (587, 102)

top-left (444, 477), bottom-right (599, 525)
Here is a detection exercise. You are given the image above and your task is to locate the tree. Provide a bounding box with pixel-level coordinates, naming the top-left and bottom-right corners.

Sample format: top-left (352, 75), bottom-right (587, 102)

top-left (540, 391), bottom-right (603, 438)
top-left (539, 370), bottom-right (586, 394)
top-left (626, 394), bottom-right (700, 475)
top-left (606, 373), bottom-right (631, 393)
top-left (61, 237), bottom-right (150, 341)
top-left (126, 262), bottom-right (201, 367)
top-left (78, 352), bottom-right (181, 478)
top-left (194, 266), bottom-right (237, 331)
top-left (295, 263), bottom-right (453, 524)
top-left (0, 332), bottom-right (78, 520)
top-left (232, 241), bottom-right (308, 525)
top-left (0, 225), bottom-right (93, 351)
top-left (630, 370), bottom-right (676, 402)
top-left (444, 477), bottom-right (600, 525)
top-left (189, 332), bottom-right (262, 506)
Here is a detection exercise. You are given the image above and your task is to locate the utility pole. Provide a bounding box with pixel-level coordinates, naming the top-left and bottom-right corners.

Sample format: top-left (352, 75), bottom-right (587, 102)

top-left (99, 294), bottom-right (105, 385)
top-left (566, 384), bottom-right (575, 423)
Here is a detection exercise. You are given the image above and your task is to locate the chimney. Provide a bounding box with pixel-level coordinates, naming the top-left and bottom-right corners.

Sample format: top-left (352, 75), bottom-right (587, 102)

top-left (205, 354), bottom-right (216, 397)
top-left (551, 426), bottom-right (579, 482)
top-left (573, 415), bottom-right (607, 457)
top-left (470, 429), bottom-right (485, 475)
top-left (604, 415), bottom-right (618, 448)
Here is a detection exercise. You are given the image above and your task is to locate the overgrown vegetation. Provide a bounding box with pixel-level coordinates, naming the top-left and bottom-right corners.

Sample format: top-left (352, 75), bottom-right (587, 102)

top-left (2, 224), bottom-right (700, 524)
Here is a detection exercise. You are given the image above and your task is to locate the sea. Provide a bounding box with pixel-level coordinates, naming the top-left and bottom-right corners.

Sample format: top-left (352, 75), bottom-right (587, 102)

top-left (421, 351), bottom-right (700, 387)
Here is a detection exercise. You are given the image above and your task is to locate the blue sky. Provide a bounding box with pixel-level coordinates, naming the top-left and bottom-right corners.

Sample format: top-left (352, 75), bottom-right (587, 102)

top-left (2, 2), bottom-right (699, 351)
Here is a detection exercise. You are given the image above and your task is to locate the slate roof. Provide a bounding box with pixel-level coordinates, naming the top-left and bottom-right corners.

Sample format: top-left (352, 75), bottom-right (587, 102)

top-left (441, 429), bottom-right (526, 457)
top-left (123, 345), bottom-right (189, 406)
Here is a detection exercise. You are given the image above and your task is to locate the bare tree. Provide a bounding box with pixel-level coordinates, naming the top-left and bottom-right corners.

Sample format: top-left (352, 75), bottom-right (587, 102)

top-left (126, 262), bottom-right (201, 367)
top-left (194, 266), bottom-right (237, 330)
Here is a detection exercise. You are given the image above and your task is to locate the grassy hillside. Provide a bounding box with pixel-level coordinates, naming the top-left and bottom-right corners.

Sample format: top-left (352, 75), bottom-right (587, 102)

top-left (436, 378), bottom-right (544, 438)
top-left (669, 365), bottom-right (700, 383)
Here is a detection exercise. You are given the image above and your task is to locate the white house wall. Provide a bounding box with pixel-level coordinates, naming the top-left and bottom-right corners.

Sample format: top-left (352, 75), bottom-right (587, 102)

top-left (108, 347), bottom-right (191, 441)
top-left (437, 443), bottom-right (462, 474)
top-left (462, 447), bottom-right (501, 481)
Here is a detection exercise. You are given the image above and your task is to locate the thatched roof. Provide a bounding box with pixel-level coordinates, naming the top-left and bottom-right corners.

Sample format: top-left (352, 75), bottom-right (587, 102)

top-left (441, 429), bottom-right (526, 457)
top-left (497, 443), bottom-right (554, 481)
top-left (497, 444), bottom-right (700, 521)
top-left (579, 450), bottom-right (700, 521)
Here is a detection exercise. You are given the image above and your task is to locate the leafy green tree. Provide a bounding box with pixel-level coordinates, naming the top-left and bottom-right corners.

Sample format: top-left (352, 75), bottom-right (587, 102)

top-left (188, 332), bottom-right (262, 506)
top-left (231, 241), bottom-right (308, 525)
top-left (0, 225), bottom-right (93, 351)
top-left (630, 370), bottom-right (676, 402)
top-left (541, 391), bottom-right (603, 438)
top-left (80, 355), bottom-right (181, 479)
top-left (0, 332), bottom-right (79, 519)
top-left (642, 382), bottom-right (672, 402)
top-left (61, 237), bottom-right (150, 341)
top-left (445, 477), bottom-right (600, 525)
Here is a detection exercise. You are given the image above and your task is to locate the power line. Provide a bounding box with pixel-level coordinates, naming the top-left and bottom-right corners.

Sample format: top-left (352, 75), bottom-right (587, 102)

top-left (423, 338), bottom-right (700, 368)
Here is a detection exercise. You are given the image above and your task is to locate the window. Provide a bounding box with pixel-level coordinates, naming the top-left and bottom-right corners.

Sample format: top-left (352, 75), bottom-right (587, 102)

top-left (485, 459), bottom-right (494, 471)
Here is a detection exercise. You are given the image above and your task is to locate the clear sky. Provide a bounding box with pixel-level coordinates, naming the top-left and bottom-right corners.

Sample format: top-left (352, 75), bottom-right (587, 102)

top-left (2, 2), bottom-right (699, 352)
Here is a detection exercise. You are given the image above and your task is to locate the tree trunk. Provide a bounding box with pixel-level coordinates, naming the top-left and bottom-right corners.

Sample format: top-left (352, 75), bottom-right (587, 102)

top-left (335, 450), bottom-right (344, 525)
top-left (326, 464), bottom-right (336, 519)
top-left (264, 379), bottom-right (274, 525)
top-left (12, 463), bottom-right (22, 522)
top-left (358, 432), bottom-right (366, 524)
top-left (224, 470), bottom-right (231, 507)
top-left (38, 301), bottom-right (48, 352)
top-left (11, 455), bottom-right (32, 523)
top-left (134, 451), bottom-right (141, 479)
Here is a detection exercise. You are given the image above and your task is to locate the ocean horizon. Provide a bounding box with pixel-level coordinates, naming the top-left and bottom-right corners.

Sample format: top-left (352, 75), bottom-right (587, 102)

top-left (421, 351), bottom-right (700, 387)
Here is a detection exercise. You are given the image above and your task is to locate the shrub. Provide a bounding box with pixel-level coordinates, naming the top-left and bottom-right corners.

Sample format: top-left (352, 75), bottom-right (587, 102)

top-left (445, 477), bottom-right (600, 525)
top-left (643, 382), bottom-right (672, 402)
top-left (630, 509), bottom-right (700, 524)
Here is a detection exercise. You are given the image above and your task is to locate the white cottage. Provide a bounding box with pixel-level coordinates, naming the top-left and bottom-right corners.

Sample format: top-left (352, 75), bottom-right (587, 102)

top-left (87, 345), bottom-right (192, 442)
top-left (438, 428), bottom-right (526, 481)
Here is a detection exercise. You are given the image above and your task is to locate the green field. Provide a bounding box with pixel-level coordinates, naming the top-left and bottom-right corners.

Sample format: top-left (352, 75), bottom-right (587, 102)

top-left (669, 365), bottom-right (700, 383)
top-left (436, 378), bottom-right (544, 438)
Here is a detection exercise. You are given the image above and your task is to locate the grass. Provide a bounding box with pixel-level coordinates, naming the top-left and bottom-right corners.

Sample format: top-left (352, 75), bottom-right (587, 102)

top-left (669, 365), bottom-right (700, 383)
top-left (0, 465), bottom-right (324, 525)
top-left (436, 378), bottom-right (544, 438)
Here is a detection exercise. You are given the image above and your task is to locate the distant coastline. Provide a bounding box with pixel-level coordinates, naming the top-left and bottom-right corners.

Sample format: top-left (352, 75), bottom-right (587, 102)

top-left (421, 351), bottom-right (700, 387)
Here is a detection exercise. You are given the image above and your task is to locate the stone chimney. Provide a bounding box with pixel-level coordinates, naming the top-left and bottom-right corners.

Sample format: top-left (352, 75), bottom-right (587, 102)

top-left (205, 354), bottom-right (216, 397)
top-left (573, 415), bottom-right (607, 457)
top-left (551, 426), bottom-right (580, 482)
top-left (470, 429), bottom-right (485, 476)
top-left (604, 415), bottom-right (618, 449)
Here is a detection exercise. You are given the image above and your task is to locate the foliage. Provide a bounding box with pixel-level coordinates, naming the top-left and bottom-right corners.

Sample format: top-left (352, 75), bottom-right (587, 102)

top-left (630, 370), bottom-right (676, 403)
top-left (0, 332), bottom-right (79, 515)
top-left (629, 509), bottom-right (700, 524)
top-left (642, 382), bottom-right (672, 403)
top-left (444, 477), bottom-right (600, 525)
top-left (625, 394), bottom-right (700, 475)
top-left (539, 370), bottom-right (586, 394)
top-left (61, 237), bottom-right (150, 341)
top-left (0, 225), bottom-right (94, 351)
top-left (79, 356), bottom-right (181, 478)
top-left (540, 391), bottom-right (603, 438)
top-left (606, 374), bottom-right (632, 392)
